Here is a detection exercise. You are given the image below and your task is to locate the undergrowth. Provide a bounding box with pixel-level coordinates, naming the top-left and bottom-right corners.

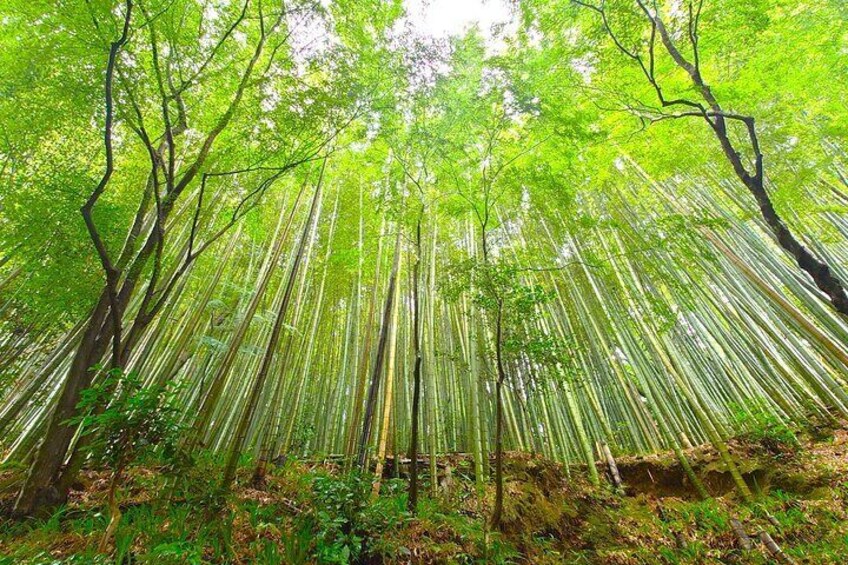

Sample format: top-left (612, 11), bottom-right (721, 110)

top-left (1, 429), bottom-right (848, 564)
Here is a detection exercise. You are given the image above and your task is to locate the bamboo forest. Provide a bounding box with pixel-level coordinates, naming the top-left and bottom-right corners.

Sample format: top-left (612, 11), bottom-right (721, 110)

top-left (2, 0), bottom-right (848, 563)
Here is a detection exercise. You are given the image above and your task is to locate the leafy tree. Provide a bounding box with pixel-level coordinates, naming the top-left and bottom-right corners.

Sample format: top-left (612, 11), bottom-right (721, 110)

top-left (443, 259), bottom-right (560, 527)
top-left (569, 0), bottom-right (848, 316)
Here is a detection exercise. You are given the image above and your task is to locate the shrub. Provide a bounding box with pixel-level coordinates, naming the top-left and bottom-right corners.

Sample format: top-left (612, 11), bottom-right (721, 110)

top-left (301, 472), bottom-right (408, 564)
top-left (731, 401), bottom-right (799, 457)
top-left (69, 367), bottom-right (184, 550)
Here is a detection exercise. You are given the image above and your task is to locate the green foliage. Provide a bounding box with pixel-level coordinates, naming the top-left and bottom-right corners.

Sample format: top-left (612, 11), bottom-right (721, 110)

top-left (1, 0), bottom-right (848, 562)
top-left (679, 499), bottom-right (729, 533)
top-left (69, 367), bottom-right (184, 470)
top-left (442, 258), bottom-right (566, 369)
top-left (731, 400), bottom-right (800, 457)
top-left (300, 473), bottom-right (408, 564)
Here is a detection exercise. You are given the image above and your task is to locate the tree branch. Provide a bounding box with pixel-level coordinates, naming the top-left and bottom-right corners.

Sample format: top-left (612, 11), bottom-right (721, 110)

top-left (80, 0), bottom-right (133, 368)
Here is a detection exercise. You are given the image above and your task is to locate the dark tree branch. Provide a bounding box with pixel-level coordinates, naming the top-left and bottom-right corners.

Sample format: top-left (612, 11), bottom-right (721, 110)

top-left (577, 0), bottom-right (848, 316)
top-left (80, 0), bottom-right (134, 368)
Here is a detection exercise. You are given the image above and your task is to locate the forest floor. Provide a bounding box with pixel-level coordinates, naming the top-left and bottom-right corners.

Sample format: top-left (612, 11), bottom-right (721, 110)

top-left (0, 427), bottom-right (847, 564)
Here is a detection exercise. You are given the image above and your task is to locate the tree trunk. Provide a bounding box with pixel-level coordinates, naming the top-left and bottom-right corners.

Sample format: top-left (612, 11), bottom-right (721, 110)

top-left (188, 185), bottom-right (304, 448)
top-left (344, 216), bottom-right (384, 464)
top-left (371, 253), bottom-right (401, 495)
top-left (491, 301), bottom-right (505, 530)
top-left (742, 174), bottom-right (848, 316)
top-left (407, 217), bottom-right (423, 511)
top-left (13, 290), bottom-right (113, 515)
top-left (98, 464), bottom-right (125, 553)
top-left (356, 226), bottom-right (403, 471)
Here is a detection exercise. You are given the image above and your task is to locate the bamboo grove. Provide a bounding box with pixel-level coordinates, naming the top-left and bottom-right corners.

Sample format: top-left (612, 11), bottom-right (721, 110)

top-left (1, 0), bottom-right (848, 529)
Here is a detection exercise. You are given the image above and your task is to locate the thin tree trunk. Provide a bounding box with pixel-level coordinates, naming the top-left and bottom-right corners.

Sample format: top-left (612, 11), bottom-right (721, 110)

top-left (344, 216), bottom-right (384, 464)
top-left (491, 300), bottom-right (506, 530)
top-left (220, 164), bottom-right (325, 492)
top-left (98, 463), bottom-right (125, 553)
top-left (408, 216), bottom-right (423, 511)
top-left (357, 226), bottom-right (403, 471)
top-left (188, 186), bottom-right (304, 448)
top-left (372, 258), bottom-right (401, 494)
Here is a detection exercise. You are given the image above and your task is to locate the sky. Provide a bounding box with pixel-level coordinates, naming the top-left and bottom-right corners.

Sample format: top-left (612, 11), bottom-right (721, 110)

top-left (403, 0), bottom-right (514, 42)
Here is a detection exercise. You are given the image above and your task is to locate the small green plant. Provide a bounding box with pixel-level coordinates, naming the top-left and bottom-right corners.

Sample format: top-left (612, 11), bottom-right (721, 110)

top-left (731, 401), bottom-right (799, 457)
top-left (308, 472), bottom-right (371, 563)
top-left (69, 367), bottom-right (183, 551)
top-left (282, 519), bottom-right (314, 564)
top-left (300, 472), bottom-right (408, 564)
top-left (686, 499), bottom-right (728, 532)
